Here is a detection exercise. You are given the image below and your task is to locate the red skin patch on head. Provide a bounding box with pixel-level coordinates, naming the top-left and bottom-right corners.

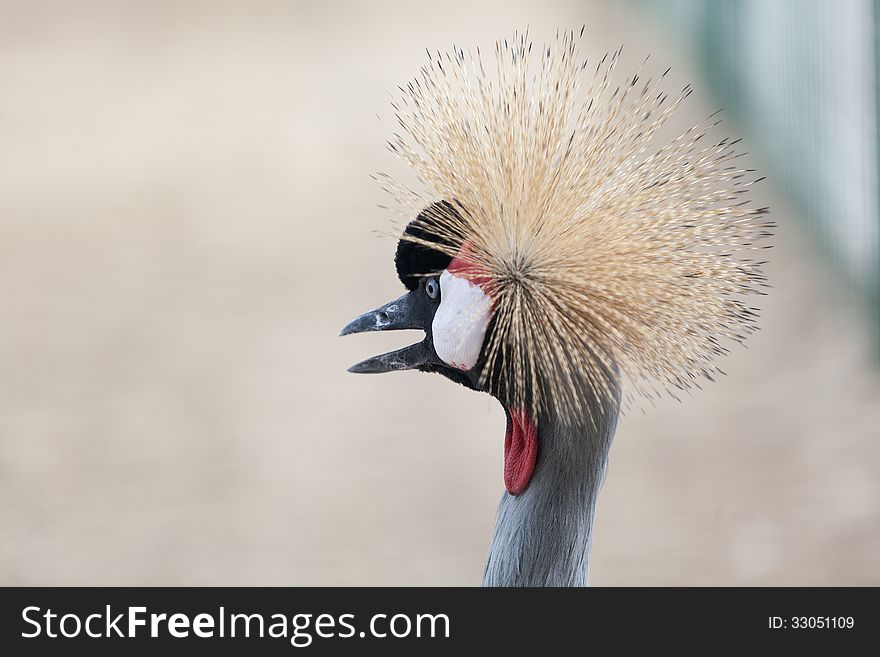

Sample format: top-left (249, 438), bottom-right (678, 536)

top-left (504, 408), bottom-right (538, 495)
top-left (447, 241), bottom-right (495, 295)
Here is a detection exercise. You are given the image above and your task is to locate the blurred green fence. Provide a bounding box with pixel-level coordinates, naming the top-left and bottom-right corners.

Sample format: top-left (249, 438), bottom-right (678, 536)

top-left (640, 0), bottom-right (879, 344)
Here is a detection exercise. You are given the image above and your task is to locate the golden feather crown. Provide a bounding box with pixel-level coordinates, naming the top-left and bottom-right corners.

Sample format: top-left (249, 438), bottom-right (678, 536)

top-left (380, 29), bottom-right (772, 425)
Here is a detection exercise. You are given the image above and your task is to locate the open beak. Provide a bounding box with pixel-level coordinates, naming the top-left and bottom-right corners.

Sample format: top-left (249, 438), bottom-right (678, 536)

top-left (340, 290), bottom-right (434, 374)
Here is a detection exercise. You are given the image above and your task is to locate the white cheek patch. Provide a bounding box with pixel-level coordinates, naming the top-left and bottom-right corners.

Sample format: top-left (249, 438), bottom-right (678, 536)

top-left (432, 270), bottom-right (493, 371)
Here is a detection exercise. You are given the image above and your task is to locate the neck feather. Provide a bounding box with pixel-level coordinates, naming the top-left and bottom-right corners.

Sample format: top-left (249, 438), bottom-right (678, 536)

top-left (483, 394), bottom-right (620, 587)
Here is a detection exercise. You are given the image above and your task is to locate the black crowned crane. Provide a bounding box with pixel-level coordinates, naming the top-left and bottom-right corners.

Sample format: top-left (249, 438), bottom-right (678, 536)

top-left (341, 31), bottom-right (771, 586)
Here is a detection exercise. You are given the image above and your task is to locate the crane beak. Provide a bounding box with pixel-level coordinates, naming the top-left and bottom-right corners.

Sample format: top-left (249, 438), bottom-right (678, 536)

top-left (339, 290), bottom-right (435, 374)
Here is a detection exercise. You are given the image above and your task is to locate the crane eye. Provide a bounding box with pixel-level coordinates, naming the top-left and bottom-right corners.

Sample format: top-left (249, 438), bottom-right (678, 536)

top-left (425, 277), bottom-right (440, 300)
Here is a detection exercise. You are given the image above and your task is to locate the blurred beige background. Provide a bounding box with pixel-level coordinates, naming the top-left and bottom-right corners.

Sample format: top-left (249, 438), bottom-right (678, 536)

top-left (0, 0), bottom-right (877, 585)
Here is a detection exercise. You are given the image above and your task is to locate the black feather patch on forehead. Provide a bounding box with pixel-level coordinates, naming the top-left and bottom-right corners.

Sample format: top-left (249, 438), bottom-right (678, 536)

top-left (395, 201), bottom-right (461, 290)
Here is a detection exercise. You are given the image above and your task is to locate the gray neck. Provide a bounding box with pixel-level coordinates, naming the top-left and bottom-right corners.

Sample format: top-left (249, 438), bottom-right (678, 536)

top-left (482, 399), bottom-right (620, 587)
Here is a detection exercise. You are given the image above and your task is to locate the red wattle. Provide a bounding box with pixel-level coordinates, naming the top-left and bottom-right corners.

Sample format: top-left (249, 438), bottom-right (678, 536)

top-left (504, 408), bottom-right (538, 495)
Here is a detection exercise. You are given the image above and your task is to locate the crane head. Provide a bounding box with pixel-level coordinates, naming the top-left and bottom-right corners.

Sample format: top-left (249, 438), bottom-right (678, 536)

top-left (340, 201), bottom-right (543, 494)
top-left (339, 31), bottom-right (772, 495)
top-left (340, 201), bottom-right (491, 394)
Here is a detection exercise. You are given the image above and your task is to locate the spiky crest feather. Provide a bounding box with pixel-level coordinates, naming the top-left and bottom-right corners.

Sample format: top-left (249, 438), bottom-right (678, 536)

top-left (380, 29), bottom-right (773, 425)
